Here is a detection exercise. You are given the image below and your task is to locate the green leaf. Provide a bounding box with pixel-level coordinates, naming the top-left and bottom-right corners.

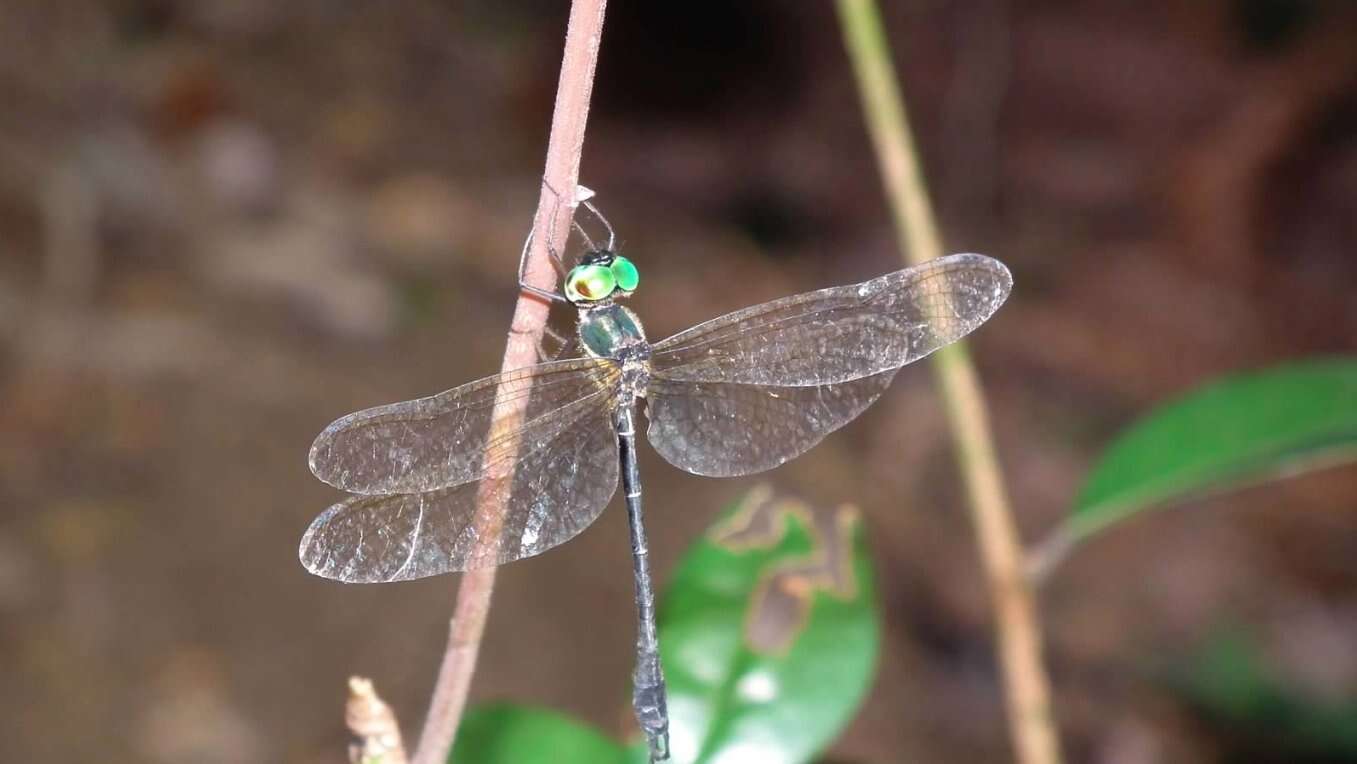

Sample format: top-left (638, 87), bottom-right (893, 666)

top-left (450, 704), bottom-right (629, 764)
top-left (654, 485), bottom-right (880, 763)
top-left (1069, 358), bottom-right (1357, 544)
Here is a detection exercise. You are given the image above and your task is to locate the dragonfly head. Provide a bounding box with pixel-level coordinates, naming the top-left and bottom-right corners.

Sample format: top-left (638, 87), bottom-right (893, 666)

top-left (564, 249), bottom-right (639, 305)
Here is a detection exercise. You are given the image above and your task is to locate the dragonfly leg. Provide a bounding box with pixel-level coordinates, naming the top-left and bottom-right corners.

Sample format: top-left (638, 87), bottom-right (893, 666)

top-left (535, 325), bottom-right (576, 363)
top-left (546, 177), bottom-right (611, 254)
top-left (614, 405), bottom-right (670, 761)
top-left (519, 280), bottom-right (566, 305)
top-left (571, 214), bottom-right (599, 253)
top-left (517, 226), bottom-right (569, 305)
top-left (520, 178), bottom-right (581, 303)
top-left (579, 197), bottom-right (617, 252)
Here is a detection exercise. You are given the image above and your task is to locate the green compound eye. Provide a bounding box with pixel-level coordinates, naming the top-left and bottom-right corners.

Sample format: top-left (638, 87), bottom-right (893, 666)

top-left (565, 263), bottom-right (616, 302)
top-left (610, 256), bottom-right (639, 292)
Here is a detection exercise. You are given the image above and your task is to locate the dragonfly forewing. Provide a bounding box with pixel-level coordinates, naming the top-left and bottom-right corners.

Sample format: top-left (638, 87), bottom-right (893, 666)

top-left (642, 253), bottom-right (1010, 477)
top-left (309, 359), bottom-right (620, 495)
top-left (649, 253), bottom-right (1011, 387)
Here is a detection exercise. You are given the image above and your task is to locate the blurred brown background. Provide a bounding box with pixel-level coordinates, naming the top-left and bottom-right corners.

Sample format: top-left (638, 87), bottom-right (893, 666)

top-left (2, 1), bottom-right (1355, 762)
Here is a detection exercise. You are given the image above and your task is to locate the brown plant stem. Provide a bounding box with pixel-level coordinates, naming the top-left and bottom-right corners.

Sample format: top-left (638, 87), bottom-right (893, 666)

top-left (834, 2), bottom-right (1063, 763)
top-left (348, 677), bottom-right (408, 764)
top-left (409, 2), bottom-right (609, 762)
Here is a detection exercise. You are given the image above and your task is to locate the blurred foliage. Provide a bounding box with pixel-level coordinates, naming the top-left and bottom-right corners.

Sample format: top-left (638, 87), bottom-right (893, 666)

top-left (451, 486), bottom-right (879, 764)
top-left (452, 705), bottom-right (630, 764)
top-left (1170, 630), bottom-right (1357, 761)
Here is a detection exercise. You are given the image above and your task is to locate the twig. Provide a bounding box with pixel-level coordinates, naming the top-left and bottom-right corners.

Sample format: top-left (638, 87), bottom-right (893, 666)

top-left (409, 2), bottom-right (609, 763)
top-left (834, 3), bottom-right (1063, 764)
top-left (347, 677), bottom-right (408, 764)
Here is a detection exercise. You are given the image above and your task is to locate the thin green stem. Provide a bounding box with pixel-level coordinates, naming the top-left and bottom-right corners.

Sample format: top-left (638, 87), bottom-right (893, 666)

top-left (835, 2), bottom-right (1063, 763)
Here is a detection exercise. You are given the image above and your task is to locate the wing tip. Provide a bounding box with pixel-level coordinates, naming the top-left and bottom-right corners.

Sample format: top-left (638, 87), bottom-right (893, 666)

top-left (298, 494), bottom-right (452, 584)
top-left (298, 501), bottom-right (343, 580)
top-left (308, 410), bottom-right (381, 491)
top-left (299, 499), bottom-right (392, 584)
top-left (946, 252), bottom-right (1013, 316)
top-left (307, 415), bottom-right (340, 484)
top-left (306, 439), bottom-right (330, 483)
top-left (947, 251), bottom-right (1011, 277)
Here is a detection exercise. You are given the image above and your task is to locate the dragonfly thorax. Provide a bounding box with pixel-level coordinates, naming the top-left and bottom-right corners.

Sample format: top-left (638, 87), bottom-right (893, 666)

top-left (578, 303), bottom-right (650, 359)
top-left (579, 303), bottom-right (651, 400)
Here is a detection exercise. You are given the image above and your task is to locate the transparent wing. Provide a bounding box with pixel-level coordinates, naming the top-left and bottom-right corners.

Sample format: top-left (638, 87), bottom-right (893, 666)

top-left (645, 371), bottom-right (896, 477)
top-left (650, 253), bottom-right (1011, 386)
top-left (310, 359), bottom-right (618, 495)
top-left (644, 254), bottom-right (1011, 476)
top-left (300, 387), bottom-right (620, 581)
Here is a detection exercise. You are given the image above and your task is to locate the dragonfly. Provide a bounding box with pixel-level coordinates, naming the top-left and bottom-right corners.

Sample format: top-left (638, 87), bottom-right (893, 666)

top-left (301, 198), bottom-right (1012, 761)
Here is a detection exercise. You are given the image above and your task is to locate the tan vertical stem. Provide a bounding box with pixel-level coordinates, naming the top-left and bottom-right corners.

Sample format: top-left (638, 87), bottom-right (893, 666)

top-left (410, 2), bottom-right (609, 762)
top-left (834, 2), bottom-right (1062, 763)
